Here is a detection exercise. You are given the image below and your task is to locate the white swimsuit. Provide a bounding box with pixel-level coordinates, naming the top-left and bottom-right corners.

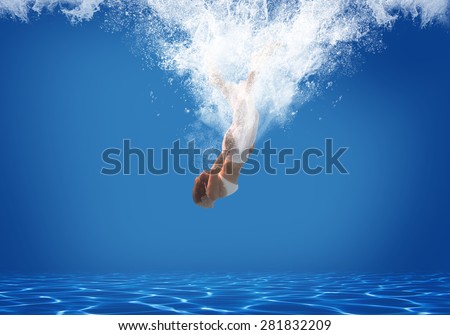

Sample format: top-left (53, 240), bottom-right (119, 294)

top-left (218, 174), bottom-right (239, 197)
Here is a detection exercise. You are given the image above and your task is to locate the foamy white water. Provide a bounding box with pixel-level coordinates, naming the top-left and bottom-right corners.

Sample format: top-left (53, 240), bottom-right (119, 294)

top-left (1, 0), bottom-right (448, 137)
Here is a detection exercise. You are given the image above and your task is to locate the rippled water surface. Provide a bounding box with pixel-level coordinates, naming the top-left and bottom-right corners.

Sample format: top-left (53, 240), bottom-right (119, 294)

top-left (0, 273), bottom-right (449, 314)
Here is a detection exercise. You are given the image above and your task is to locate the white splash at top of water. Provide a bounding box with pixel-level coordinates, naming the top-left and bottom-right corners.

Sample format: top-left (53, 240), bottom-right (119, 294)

top-left (0, 0), bottom-right (104, 22)
top-left (1, 0), bottom-right (449, 138)
top-left (144, 0), bottom-right (449, 135)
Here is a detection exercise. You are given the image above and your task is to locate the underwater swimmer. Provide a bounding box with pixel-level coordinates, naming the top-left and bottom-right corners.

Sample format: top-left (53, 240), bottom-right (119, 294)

top-left (192, 69), bottom-right (258, 208)
top-left (192, 43), bottom-right (278, 208)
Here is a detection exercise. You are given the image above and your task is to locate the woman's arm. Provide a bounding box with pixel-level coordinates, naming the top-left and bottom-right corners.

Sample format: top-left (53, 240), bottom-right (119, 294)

top-left (246, 41), bottom-right (280, 92)
top-left (246, 71), bottom-right (256, 92)
top-left (210, 70), bottom-right (233, 101)
top-left (209, 151), bottom-right (224, 175)
top-left (204, 151), bottom-right (224, 202)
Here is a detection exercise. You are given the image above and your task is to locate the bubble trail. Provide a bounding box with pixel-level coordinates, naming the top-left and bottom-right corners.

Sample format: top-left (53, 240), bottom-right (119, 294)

top-left (1, 0), bottom-right (448, 136)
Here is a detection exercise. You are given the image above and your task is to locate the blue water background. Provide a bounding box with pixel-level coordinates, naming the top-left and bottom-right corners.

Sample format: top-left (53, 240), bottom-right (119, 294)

top-left (1, 273), bottom-right (449, 315)
top-left (1, 8), bottom-right (450, 320)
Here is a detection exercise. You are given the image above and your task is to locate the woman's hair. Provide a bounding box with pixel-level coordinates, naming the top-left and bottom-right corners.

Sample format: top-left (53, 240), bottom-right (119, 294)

top-left (192, 172), bottom-right (209, 204)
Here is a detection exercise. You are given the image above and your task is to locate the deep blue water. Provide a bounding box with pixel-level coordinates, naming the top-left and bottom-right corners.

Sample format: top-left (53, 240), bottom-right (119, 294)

top-left (0, 273), bottom-right (449, 315)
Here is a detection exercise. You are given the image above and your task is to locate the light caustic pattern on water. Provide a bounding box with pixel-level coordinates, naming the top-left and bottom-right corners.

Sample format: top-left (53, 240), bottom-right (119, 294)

top-left (1, 0), bottom-right (448, 136)
top-left (0, 273), bottom-right (450, 314)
